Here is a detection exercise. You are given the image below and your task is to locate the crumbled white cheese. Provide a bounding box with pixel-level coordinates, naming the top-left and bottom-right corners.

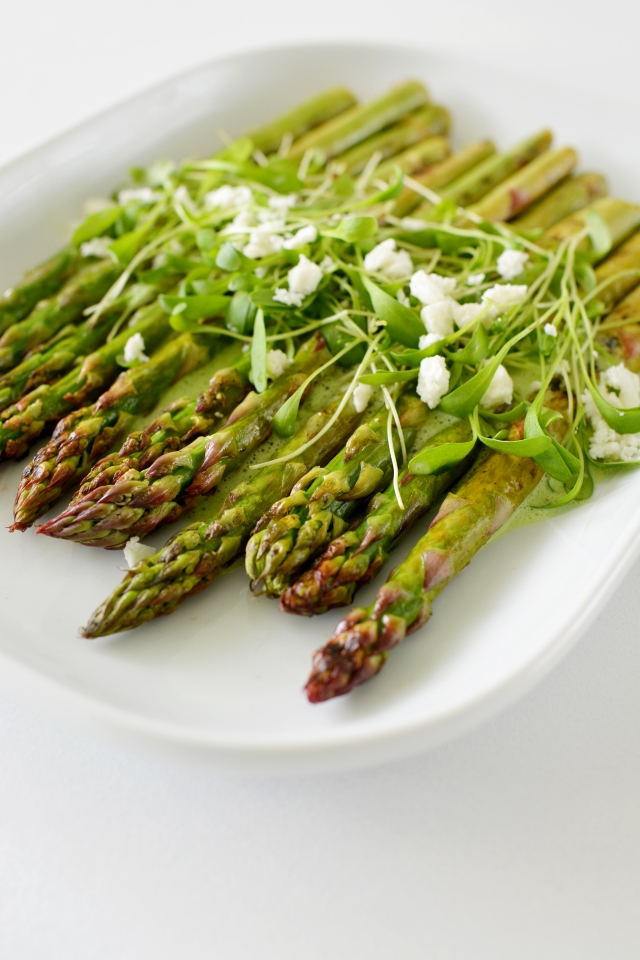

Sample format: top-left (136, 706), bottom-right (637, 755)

top-left (480, 363), bottom-right (514, 408)
top-left (452, 301), bottom-right (486, 329)
top-left (254, 266), bottom-right (267, 279)
top-left (123, 536), bottom-right (156, 569)
top-left (288, 254), bottom-right (323, 297)
top-left (117, 187), bottom-right (157, 205)
top-left (497, 249), bottom-right (529, 280)
top-left (244, 222), bottom-right (285, 259)
top-left (320, 255), bottom-right (335, 273)
top-left (482, 283), bottom-right (528, 321)
top-left (364, 239), bottom-right (413, 280)
top-left (273, 288), bottom-right (304, 307)
top-left (466, 272), bottom-right (485, 286)
top-left (226, 209), bottom-right (259, 233)
top-left (528, 380), bottom-right (542, 395)
top-left (266, 349), bottom-right (290, 379)
top-left (583, 365), bottom-right (640, 462)
top-left (417, 355), bottom-right (450, 408)
top-left (410, 270), bottom-right (456, 306)
top-left (203, 184), bottom-right (253, 210)
top-left (123, 333), bottom-right (149, 364)
top-left (3, 288), bottom-right (13, 299)
top-left (396, 289), bottom-right (410, 307)
top-left (283, 225), bottom-right (318, 249)
top-left (353, 382), bottom-right (374, 413)
top-left (418, 333), bottom-right (444, 350)
top-left (80, 237), bottom-right (114, 259)
top-left (268, 194), bottom-right (297, 211)
top-left (544, 322), bottom-right (557, 337)
top-left (420, 298), bottom-right (455, 337)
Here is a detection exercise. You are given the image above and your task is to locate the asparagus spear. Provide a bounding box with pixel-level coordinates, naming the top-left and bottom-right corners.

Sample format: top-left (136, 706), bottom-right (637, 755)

top-left (512, 172), bottom-right (608, 231)
top-left (596, 284), bottom-right (640, 371)
top-left (543, 197), bottom-right (640, 254)
top-left (81, 390), bottom-right (366, 637)
top-left (288, 80), bottom-right (430, 163)
top-left (245, 87), bottom-right (358, 156)
top-left (0, 283), bottom-right (159, 411)
top-left (281, 418), bottom-right (476, 616)
top-left (245, 394), bottom-right (429, 597)
top-left (0, 259), bottom-right (121, 373)
top-left (0, 301), bottom-right (172, 461)
top-left (0, 246), bottom-right (79, 336)
top-left (12, 327), bottom-right (227, 530)
top-left (71, 352), bottom-right (252, 502)
top-left (339, 105), bottom-right (450, 174)
top-left (467, 146), bottom-right (578, 221)
top-left (38, 333), bottom-right (330, 548)
top-left (390, 140), bottom-right (496, 218)
top-left (593, 229), bottom-right (640, 309)
top-left (375, 136), bottom-right (450, 180)
top-left (305, 395), bottom-right (568, 702)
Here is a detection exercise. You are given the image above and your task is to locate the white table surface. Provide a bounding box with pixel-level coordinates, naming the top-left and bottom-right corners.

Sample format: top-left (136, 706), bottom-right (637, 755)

top-left (1, 2), bottom-right (639, 957)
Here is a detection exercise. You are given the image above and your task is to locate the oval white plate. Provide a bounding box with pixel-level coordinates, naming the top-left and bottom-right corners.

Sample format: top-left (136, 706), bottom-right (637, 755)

top-left (1, 42), bottom-right (639, 774)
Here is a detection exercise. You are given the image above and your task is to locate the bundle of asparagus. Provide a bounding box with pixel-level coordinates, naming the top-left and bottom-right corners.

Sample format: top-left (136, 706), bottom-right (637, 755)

top-left (3, 76), bottom-right (640, 713)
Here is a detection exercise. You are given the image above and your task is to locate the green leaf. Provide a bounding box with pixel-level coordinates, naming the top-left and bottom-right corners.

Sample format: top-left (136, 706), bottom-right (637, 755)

top-left (574, 260), bottom-right (597, 293)
top-left (226, 290), bottom-right (257, 335)
top-left (216, 241), bottom-right (251, 272)
top-left (323, 216), bottom-right (378, 243)
top-left (389, 342), bottom-right (444, 366)
top-left (362, 276), bottom-right (424, 348)
top-left (480, 400), bottom-right (527, 422)
top-left (444, 324), bottom-right (489, 365)
top-left (243, 158), bottom-right (303, 194)
top-left (159, 294), bottom-right (230, 322)
top-left (551, 439), bottom-right (581, 475)
top-left (585, 209), bottom-right (613, 257)
top-left (409, 436), bottom-right (477, 475)
top-left (109, 223), bottom-right (152, 265)
top-left (251, 309), bottom-right (267, 393)
top-left (196, 228), bottom-right (218, 253)
top-left (479, 434), bottom-right (551, 456)
top-left (438, 348), bottom-right (508, 417)
top-left (358, 369), bottom-right (419, 385)
top-left (524, 397), bottom-right (573, 482)
top-left (370, 166), bottom-right (404, 202)
top-left (72, 206), bottom-right (122, 246)
top-left (217, 137), bottom-right (254, 163)
top-left (585, 382), bottom-right (640, 434)
top-left (272, 384), bottom-right (305, 438)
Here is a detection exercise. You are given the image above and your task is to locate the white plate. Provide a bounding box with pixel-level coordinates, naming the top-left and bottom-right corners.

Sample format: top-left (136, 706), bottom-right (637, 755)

top-left (1, 42), bottom-right (639, 774)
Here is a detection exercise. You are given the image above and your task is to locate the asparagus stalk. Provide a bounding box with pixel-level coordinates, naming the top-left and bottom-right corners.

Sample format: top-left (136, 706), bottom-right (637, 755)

top-left (71, 352), bottom-right (252, 502)
top-left (305, 395), bottom-right (568, 702)
top-left (467, 146), bottom-right (578, 221)
top-left (245, 394), bottom-right (429, 597)
top-left (596, 284), bottom-right (640, 371)
top-left (288, 81), bottom-right (430, 163)
top-left (245, 87), bottom-right (358, 156)
top-left (390, 140), bottom-right (496, 218)
top-left (81, 391), bottom-right (366, 637)
top-left (12, 328), bottom-right (227, 530)
top-left (593, 229), bottom-right (640, 309)
top-left (0, 259), bottom-right (121, 373)
top-left (543, 197), bottom-right (640, 254)
top-left (375, 136), bottom-right (450, 181)
top-left (0, 301), bottom-right (172, 461)
top-left (0, 246), bottom-right (80, 336)
top-left (339, 105), bottom-right (450, 174)
top-left (281, 418), bottom-right (476, 616)
top-left (38, 333), bottom-right (330, 548)
top-left (0, 282), bottom-right (159, 411)
top-left (512, 172), bottom-right (608, 231)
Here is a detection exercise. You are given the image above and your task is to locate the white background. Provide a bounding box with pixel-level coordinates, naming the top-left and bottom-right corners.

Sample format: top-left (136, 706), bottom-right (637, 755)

top-left (1, 1), bottom-right (639, 957)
